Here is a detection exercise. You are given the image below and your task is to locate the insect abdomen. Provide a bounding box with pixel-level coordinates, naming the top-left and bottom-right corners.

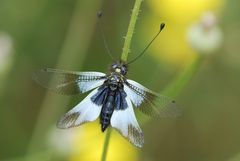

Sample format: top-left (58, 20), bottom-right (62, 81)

top-left (100, 91), bottom-right (115, 132)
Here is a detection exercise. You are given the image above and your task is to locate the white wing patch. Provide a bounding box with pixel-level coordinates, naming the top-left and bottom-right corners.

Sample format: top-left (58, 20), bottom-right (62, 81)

top-left (77, 72), bottom-right (106, 93)
top-left (110, 97), bottom-right (144, 148)
top-left (57, 89), bottom-right (101, 128)
top-left (124, 82), bottom-right (145, 106)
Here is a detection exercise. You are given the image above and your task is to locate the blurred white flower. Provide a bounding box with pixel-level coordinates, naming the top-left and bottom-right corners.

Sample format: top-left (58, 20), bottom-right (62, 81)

top-left (0, 32), bottom-right (13, 74)
top-left (187, 12), bottom-right (223, 54)
top-left (47, 127), bottom-right (77, 157)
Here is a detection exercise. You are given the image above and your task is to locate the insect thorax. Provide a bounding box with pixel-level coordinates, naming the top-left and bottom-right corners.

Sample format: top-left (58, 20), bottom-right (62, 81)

top-left (107, 72), bottom-right (125, 90)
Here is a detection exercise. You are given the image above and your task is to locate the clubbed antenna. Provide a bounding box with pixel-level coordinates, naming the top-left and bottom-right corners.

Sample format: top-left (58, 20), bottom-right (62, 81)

top-left (127, 23), bottom-right (166, 65)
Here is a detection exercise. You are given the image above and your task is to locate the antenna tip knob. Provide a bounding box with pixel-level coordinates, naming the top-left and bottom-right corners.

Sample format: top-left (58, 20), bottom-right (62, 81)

top-left (97, 11), bottom-right (103, 18)
top-left (160, 23), bottom-right (165, 31)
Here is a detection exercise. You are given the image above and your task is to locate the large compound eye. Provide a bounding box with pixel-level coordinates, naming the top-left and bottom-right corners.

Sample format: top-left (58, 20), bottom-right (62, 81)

top-left (121, 66), bottom-right (127, 75)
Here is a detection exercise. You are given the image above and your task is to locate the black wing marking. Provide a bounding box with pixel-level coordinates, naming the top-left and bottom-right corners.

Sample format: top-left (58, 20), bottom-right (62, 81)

top-left (33, 68), bottom-right (106, 95)
top-left (124, 79), bottom-right (182, 118)
top-left (114, 88), bottom-right (128, 110)
top-left (90, 85), bottom-right (108, 106)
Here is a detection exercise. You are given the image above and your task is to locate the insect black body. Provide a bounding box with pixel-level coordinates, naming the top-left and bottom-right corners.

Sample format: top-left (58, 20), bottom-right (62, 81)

top-left (91, 61), bottom-right (128, 132)
top-left (100, 89), bottom-right (115, 132)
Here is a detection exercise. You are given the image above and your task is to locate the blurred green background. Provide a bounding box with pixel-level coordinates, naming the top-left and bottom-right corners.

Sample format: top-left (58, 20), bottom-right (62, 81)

top-left (0, 0), bottom-right (240, 161)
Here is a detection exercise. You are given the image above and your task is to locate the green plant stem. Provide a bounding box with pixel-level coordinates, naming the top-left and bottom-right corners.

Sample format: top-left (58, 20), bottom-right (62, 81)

top-left (101, 128), bottom-right (112, 161)
top-left (100, 1), bottom-right (143, 161)
top-left (121, 0), bottom-right (143, 62)
top-left (163, 55), bottom-right (203, 98)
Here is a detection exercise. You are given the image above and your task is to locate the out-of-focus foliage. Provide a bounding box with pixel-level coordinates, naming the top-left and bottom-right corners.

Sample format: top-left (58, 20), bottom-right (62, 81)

top-left (0, 0), bottom-right (240, 161)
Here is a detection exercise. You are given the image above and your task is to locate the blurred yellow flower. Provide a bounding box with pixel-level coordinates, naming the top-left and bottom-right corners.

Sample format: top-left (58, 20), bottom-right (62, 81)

top-left (139, 0), bottom-right (225, 66)
top-left (148, 0), bottom-right (224, 23)
top-left (69, 121), bottom-right (138, 161)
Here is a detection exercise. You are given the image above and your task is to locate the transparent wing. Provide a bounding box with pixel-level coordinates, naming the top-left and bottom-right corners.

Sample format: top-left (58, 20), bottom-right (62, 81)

top-left (124, 79), bottom-right (182, 118)
top-left (33, 68), bottom-right (106, 95)
top-left (57, 88), bottom-right (101, 128)
top-left (111, 97), bottom-right (144, 148)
